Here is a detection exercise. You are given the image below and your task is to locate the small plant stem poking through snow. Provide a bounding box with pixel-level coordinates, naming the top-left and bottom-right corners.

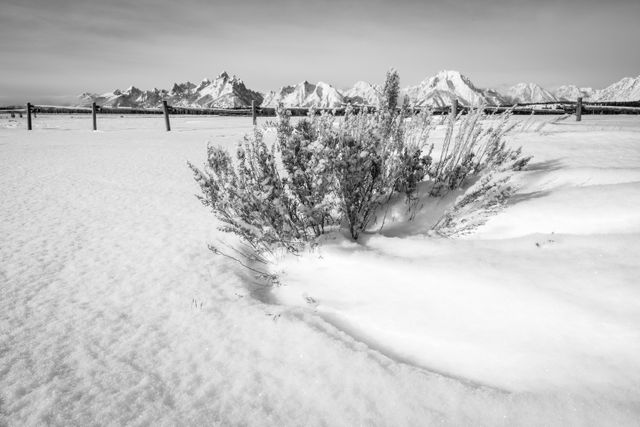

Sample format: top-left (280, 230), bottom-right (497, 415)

top-left (208, 244), bottom-right (279, 285)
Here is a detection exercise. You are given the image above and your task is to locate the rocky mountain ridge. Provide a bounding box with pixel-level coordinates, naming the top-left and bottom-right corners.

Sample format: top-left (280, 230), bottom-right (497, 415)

top-left (78, 72), bottom-right (640, 109)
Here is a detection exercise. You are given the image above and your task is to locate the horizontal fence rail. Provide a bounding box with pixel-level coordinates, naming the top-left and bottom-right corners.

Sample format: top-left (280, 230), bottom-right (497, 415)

top-left (4, 102), bottom-right (640, 116)
top-left (2, 98), bottom-right (639, 131)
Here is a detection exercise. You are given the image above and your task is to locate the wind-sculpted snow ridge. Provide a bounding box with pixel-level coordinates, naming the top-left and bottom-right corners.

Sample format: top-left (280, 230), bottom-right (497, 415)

top-left (78, 71), bottom-right (263, 109)
top-left (271, 115), bottom-right (640, 425)
top-left (262, 81), bottom-right (345, 108)
top-left (505, 82), bottom-right (558, 103)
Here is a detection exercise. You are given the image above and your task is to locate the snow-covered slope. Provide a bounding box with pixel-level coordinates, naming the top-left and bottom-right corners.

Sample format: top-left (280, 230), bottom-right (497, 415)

top-left (343, 81), bottom-right (381, 106)
top-left (405, 70), bottom-right (506, 107)
top-left (505, 83), bottom-right (558, 103)
top-left (166, 81), bottom-right (198, 107)
top-left (552, 85), bottom-right (594, 101)
top-left (79, 72), bottom-right (263, 109)
top-left (79, 86), bottom-right (168, 108)
top-left (262, 81), bottom-right (344, 108)
top-left (590, 75), bottom-right (640, 102)
top-left (190, 72), bottom-right (263, 108)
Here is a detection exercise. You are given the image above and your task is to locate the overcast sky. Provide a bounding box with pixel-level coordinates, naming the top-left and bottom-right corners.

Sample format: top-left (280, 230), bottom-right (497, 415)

top-left (1, 0), bottom-right (639, 104)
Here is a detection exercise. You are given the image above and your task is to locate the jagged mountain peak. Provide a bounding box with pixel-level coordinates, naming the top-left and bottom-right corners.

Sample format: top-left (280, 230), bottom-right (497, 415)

top-left (217, 71), bottom-right (229, 79)
top-left (262, 80), bottom-right (344, 108)
top-left (171, 81), bottom-right (196, 92)
top-left (426, 70), bottom-right (477, 88)
top-left (406, 69), bottom-right (505, 107)
top-left (124, 86), bottom-right (142, 94)
top-left (552, 85), bottom-right (593, 101)
top-left (590, 75), bottom-right (640, 102)
top-left (505, 82), bottom-right (557, 103)
top-left (344, 81), bottom-right (381, 106)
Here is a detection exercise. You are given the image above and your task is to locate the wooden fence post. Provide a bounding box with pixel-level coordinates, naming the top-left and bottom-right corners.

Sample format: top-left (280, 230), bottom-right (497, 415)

top-left (576, 97), bottom-right (583, 122)
top-left (162, 101), bottom-right (171, 131)
top-left (451, 99), bottom-right (458, 118)
top-left (27, 103), bottom-right (32, 130)
top-left (92, 102), bottom-right (97, 131)
top-left (251, 100), bottom-right (257, 125)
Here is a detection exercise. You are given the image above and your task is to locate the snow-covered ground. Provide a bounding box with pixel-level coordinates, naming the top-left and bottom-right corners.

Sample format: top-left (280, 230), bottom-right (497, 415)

top-left (1, 114), bottom-right (639, 425)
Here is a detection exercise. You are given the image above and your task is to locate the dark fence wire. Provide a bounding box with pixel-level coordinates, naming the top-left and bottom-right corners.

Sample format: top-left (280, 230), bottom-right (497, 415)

top-left (1, 99), bottom-right (639, 132)
top-left (2, 100), bottom-right (640, 117)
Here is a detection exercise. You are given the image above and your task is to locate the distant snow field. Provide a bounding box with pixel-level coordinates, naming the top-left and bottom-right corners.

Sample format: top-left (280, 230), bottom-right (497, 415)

top-left (1, 114), bottom-right (639, 426)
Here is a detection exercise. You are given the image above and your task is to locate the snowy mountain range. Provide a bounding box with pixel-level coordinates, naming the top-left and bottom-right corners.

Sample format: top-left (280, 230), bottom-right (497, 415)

top-left (79, 72), bottom-right (263, 109)
top-left (491, 76), bottom-right (639, 104)
top-left (551, 85), bottom-right (594, 102)
top-left (589, 76), bottom-right (640, 102)
top-left (78, 72), bottom-right (640, 109)
top-left (504, 83), bottom-right (557, 104)
top-left (261, 81), bottom-right (345, 108)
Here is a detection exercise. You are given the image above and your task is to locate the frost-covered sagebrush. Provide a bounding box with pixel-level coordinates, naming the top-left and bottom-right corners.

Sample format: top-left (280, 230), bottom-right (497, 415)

top-left (275, 108), bottom-right (337, 237)
top-left (188, 128), bottom-right (312, 254)
top-left (189, 71), bottom-right (531, 256)
top-left (429, 109), bottom-right (531, 196)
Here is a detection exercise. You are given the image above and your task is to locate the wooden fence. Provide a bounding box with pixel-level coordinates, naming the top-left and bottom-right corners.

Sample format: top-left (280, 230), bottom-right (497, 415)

top-left (1, 98), bottom-right (639, 131)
